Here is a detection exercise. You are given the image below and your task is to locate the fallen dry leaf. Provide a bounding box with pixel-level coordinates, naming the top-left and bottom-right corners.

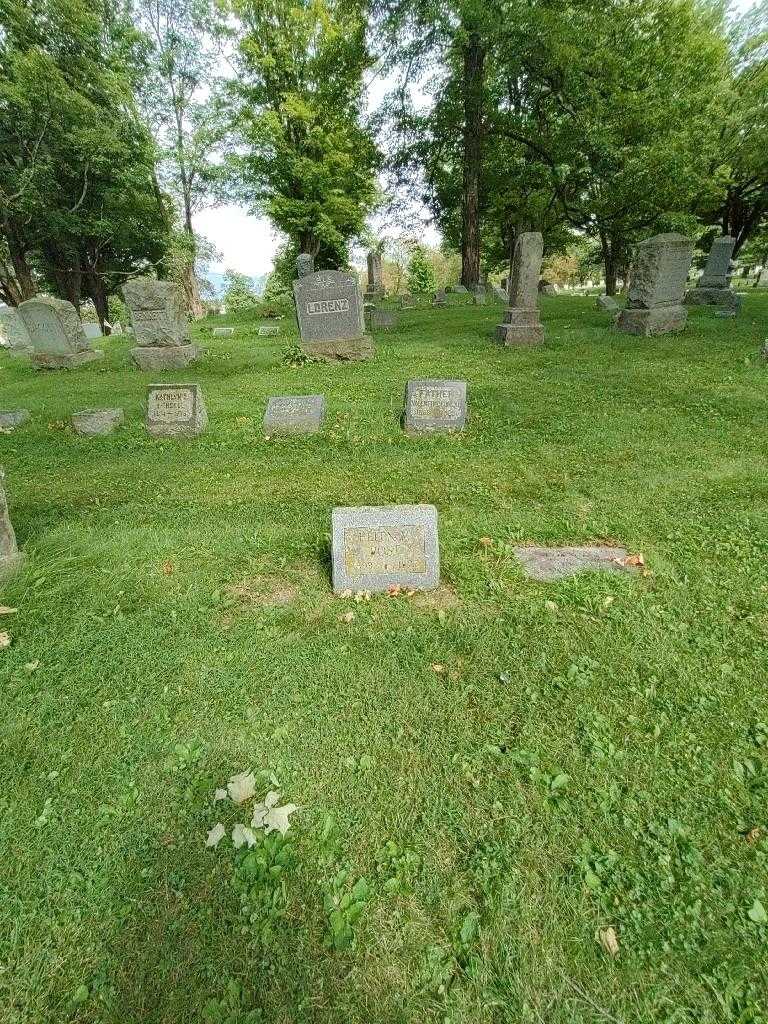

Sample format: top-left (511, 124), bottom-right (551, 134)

top-left (264, 802), bottom-right (298, 835)
top-left (227, 771), bottom-right (257, 805)
top-left (0, 632), bottom-right (10, 649)
top-left (339, 589), bottom-right (353, 599)
top-left (339, 610), bottom-right (355, 624)
top-left (387, 584), bottom-right (402, 597)
top-left (0, 606), bottom-right (17, 615)
top-left (161, 561), bottom-right (174, 575)
top-left (598, 926), bottom-right (620, 957)
top-left (24, 660), bottom-right (40, 674)
top-left (479, 537), bottom-right (493, 548)
top-left (431, 663), bottom-right (445, 674)
top-left (354, 590), bottom-right (371, 603)
top-left (213, 788), bottom-right (228, 803)
top-left (602, 596), bottom-right (615, 608)
top-left (545, 600), bottom-right (558, 613)
top-left (205, 823), bottom-right (226, 848)
top-left (624, 553), bottom-right (645, 568)
top-left (746, 827), bottom-right (762, 844)
top-left (232, 823), bottom-right (258, 849)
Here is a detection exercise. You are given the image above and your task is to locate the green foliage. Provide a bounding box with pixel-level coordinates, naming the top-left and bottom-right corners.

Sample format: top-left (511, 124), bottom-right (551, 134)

top-left (223, 269), bottom-right (260, 312)
top-left (406, 244), bottom-right (437, 294)
top-left (228, 0), bottom-right (379, 267)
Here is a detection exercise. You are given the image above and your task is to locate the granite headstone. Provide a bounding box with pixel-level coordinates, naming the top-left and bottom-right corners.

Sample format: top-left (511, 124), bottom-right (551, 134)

top-left (684, 235), bottom-right (740, 311)
top-left (0, 308), bottom-right (32, 353)
top-left (146, 383), bottom-right (207, 437)
top-left (124, 278), bottom-right (200, 370)
top-left (293, 270), bottom-right (374, 361)
top-left (496, 232), bottom-right (545, 346)
top-left (404, 379), bottom-right (467, 435)
top-left (617, 233), bottom-right (694, 336)
top-left (0, 467), bottom-right (23, 576)
top-left (18, 297), bottom-right (104, 369)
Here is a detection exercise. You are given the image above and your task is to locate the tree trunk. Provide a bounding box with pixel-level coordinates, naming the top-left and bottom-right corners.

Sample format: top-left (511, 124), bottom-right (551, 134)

top-left (83, 247), bottom-right (110, 333)
top-left (1, 220), bottom-right (37, 305)
top-left (599, 228), bottom-right (617, 296)
top-left (460, 30), bottom-right (485, 289)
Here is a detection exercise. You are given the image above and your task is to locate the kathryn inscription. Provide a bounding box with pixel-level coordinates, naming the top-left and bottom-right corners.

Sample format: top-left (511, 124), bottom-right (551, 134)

top-left (149, 388), bottom-right (194, 422)
top-left (344, 526), bottom-right (427, 576)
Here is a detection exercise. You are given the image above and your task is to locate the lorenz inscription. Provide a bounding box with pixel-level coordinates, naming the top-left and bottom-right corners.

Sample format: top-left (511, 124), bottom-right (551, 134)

top-left (307, 299), bottom-right (350, 315)
top-left (344, 526), bottom-right (427, 576)
top-left (331, 505), bottom-right (440, 593)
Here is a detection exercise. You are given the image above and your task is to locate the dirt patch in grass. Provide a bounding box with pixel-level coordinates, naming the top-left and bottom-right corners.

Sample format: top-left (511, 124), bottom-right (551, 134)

top-left (226, 575), bottom-right (300, 608)
top-left (410, 583), bottom-right (461, 611)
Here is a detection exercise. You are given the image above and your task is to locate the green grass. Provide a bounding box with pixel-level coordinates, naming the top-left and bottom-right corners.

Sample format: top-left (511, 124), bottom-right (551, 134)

top-left (1, 295), bottom-right (768, 1023)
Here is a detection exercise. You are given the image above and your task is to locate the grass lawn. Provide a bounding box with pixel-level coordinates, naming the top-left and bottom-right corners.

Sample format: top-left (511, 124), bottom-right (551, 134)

top-left (1, 293), bottom-right (767, 1023)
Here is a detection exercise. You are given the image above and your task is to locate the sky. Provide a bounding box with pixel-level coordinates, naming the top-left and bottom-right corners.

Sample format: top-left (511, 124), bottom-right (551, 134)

top-left (195, 0), bottom-right (760, 283)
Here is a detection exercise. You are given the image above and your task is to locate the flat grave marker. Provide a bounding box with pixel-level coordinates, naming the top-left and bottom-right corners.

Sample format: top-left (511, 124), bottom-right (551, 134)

top-left (332, 505), bottom-right (440, 594)
top-left (264, 395), bottom-right (325, 435)
top-left (146, 383), bottom-right (207, 438)
top-left (404, 379), bottom-right (467, 435)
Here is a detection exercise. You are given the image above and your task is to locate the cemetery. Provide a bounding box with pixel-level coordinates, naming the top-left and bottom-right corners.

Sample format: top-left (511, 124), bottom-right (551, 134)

top-left (1, 0), bottom-right (768, 1020)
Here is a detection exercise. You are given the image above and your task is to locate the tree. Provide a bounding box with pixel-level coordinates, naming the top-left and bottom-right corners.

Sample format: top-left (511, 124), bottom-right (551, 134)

top-left (228, 0), bottom-right (378, 268)
top-left (133, 0), bottom-right (230, 316)
top-left (223, 269), bottom-right (259, 311)
top-left (406, 243), bottom-right (437, 293)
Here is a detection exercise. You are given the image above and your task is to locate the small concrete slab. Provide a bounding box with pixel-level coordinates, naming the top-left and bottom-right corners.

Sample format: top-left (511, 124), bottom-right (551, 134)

top-left (146, 383), bottom-right (207, 438)
top-left (404, 379), bottom-right (467, 434)
top-left (514, 545), bottom-right (634, 581)
top-left (264, 395), bottom-right (325, 435)
top-left (213, 327), bottom-right (234, 337)
top-left (0, 410), bottom-right (30, 431)
top-left (71, 408), bottom-right (124, 436)
top-left (331, 504), bottom-right (439, 594)
top-left (258, 325), bottom-right (280, 337)
top-left (371, 309), bottom-right (399, 329)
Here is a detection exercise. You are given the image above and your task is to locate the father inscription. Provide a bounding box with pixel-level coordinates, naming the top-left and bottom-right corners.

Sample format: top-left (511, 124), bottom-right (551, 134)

top-left (405, 379), bottom-right (467, 434)
top-left (331, 505), bottom-right (440, 594)
top-left (146, 383), bottom-right (207, 438)
top-left (293, 270), bottom-right (374, 361)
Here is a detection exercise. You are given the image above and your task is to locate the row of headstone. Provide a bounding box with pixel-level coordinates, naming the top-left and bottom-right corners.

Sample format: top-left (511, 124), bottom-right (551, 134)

top-left (683, 235), bottom-right (740, 312)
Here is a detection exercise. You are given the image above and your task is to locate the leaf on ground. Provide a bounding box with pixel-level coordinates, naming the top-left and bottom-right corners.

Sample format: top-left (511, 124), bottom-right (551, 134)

top-left (431, 663), bottom-right (445, 674)
top-left (339, 589), bottom-right (353, 599)
top-left (0, 606), bottom-right (17, 615)
top-left (598, 926), bottom-right (620, 956)
top-left (624, 553), bottom-right (645, 567)
top-left (227, 771), bottom-right (256, 804)
top-left (387, 584), bottom-right (402, 596)
top-left (232, 823), bottom-right (258, 849)
top-left (0, 631), bottom-right (10, 649)
top-left (161, 561), bottom-right (174, 575)
top-left (545, 601), bottom-right (558, 612)
top-left (213, 788), bottom-right (228, 802)
top-left (339, 611), bottom-right (355, 623)
top-left (479, 537), bottom-right (493, 548)
top-left (745, 827), bottom-right (762, 844)
top-left (205, 823), bottom-right (226, 848)
top-left (748, 898), bottom-right (767, 925)
top-left (264, 802), bottom-right (298, 835)
top-left (24, 660), bottom-right (40, 674)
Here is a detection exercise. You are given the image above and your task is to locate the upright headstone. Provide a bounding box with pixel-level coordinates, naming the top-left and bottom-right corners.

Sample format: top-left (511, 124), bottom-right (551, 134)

top-left (331, 505), bottom-right (439, 594)
top-left (296, 253), bottom-right (315, 279)
top-left (433, 290), bottom-right (447, 307)
top-left (453, 284), bottom-right (468, 295)
top-left (496, 232), bottom-right (545, 346)
top-left (0, 307), bottom-right (33, 354)
top-left (293, 270), bottom-right (374, 361)
top-left (538, 280), bottom-right (556, 297)
top-left (617, 233), bottom-right (694, 336)
top-left (404, 379), bottom-right (467, 435)
top-left (146, 383), bottom-right (207, 438)
top-left (492, 285), bottom-right (507, 303)
top-left (472, 288), bottom-right (487, 305)
top-left (366, 251), bottom-right (384, 298)
top-left (684, 235), bottom-right (740, 311)
top-left (82, 323), bottom-right (102, 340)
top-left (371, 308), bottom-right (398, 329)
top-left (0, 468), bottom-right (23, 576)
top-left (755, 269), bottom-right (768, 289)
top-left (123, 278), bottom-right (200, 370)
top-left (264, 395), bottom-right (325, 435)
top-left (400, 294), bottom-right (416, 309)
top-left (596, 295), bottom-right (619, 312)
top-left (18, 297), bottom-right (104, 369)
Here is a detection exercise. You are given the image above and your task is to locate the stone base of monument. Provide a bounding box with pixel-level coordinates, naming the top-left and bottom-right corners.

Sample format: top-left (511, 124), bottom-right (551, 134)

top-left (301, 337), bottom-right (375, 362)
top-left (684, 288), bottom-right (741, 311)
top-left (0, 552), bottom-right (25, 579)
top-left (496, 309), bottom-right (544, 346)
top-left (71, 408), bottom-right (124, 436)
top-left (616, 306), bottom-right (687, 336)
top-left (130, 344), bottom-right (201, 370)
top-left (32, 350), bottom-right (104, 370)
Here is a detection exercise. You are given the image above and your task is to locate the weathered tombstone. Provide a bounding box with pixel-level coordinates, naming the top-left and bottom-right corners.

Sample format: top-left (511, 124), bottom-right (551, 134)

top-left (514, 545), bottom-right (636, 581)
top-left (293, 270), bottom-right (374, 361)
top-left (0, 468), bottom-right (23, 576)
top-left (538, 280), bottom-right (556, 297)
top-left (296, 253), bottom-right (315, 278)
top-left (496, 232), bottom-right (545, 346)
top-left (617, 233), bottom-right (694, 336)
top-left (264, 395), bottom-right (325, 435)
top-left (755, 269), bottom-right (768, 289)
top-left (212, 327), bottom-right (234, 337)
top-left (597, 294), bottom-right (619, 312)
top-left (17, 297), bottom-right (104, 369)
top-left (366, 251), bottom-right (384, 298)
top-left (71, 408), bottom-right (124, 436)
top-left (331, 505), bottom-right (439, 594)
top-left (492, 285), bottom-right (507, 303)
top-left (258, 325), bottom-right (281, 337)
top-left (82, 323), bottom-right (102, 340)
top-left (684, 235), bottom-right (740, 311)
top-left (404, 379), bottom-right (467, 435)
top-left (371, 308), bottom-right (398, 329)
top-left (146, 383), bottom-right (207, 438)
top-left (0, 410), bottom-right (30, 431)
top-left (0, 308), bottom-right (33, 353)
top-left (453, 284), bottom-right (468, 294)
top-left (433, 290), bottom-right (447, 307)
top-left (123, 278), bottom-right (200, 370)
top-left (400, 294), bottom-right (416, 309)
top-left (472, 290), bottom-right (487, 305)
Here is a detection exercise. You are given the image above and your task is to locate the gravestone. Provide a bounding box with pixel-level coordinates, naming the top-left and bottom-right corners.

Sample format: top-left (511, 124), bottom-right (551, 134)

top-left (296, 253), bottom-right (314, 278)
top-left (597, 294), bottom-right (619, 312)
top-left (492, 285), bottom-right (507, 303)
top-left (404, 379), bottom-right (467, 435)
top-left (0, 468), bottom-right (23, 576)
top-left (371, 309), bottom-right (398, 329)
top-left (17, 297), bottom-right (104, 369)
top-left (83, 323), bottom-right (102, 340)
top-left (684, 235), bottom-right (740, 311)
top-left (293, 270), bottom-right (374, 361)
top-left (71, 408), bottom-right (124, 436)
top-left (617, 233), bottom-right (694, 336)
top-left (473, 290), bottom-right (487, 305)
top-left (213, 327), bottom-right (234, 337)
top-left (0, 410), bottom-right (30, 431)
top-left (123, 278), bottom-right (200, 370)
top-left (433, 290), bottom-right (447, 307)
top-left (514, 545), bottom-right (637, 581)
top-left (755, 269), bottom-right (768, 289)
top-left (453, 284), bottom-right (468, 294)
top-left (146, 383), bottom-right (207, 438)
top-left (258, 325), bottom-right (280, 337)
top-left (366, 251), bottom-right (384, 298)
top-left (264, 395), bottom-right (325, 435)
top-left (0, 308), bottom-right (32, 353)
top-left (400, 294), bottom-right (416, 309)
top-left (496, 232), bottom-right (545, 346)
top-left (331, 505), bottom-right (439, 594)
top-left (538, 280), bottom-right (556, 297)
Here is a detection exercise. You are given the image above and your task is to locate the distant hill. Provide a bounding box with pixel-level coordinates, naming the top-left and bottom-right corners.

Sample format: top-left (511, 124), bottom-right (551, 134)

top-left (201, 271), bottom-right (267, 299)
